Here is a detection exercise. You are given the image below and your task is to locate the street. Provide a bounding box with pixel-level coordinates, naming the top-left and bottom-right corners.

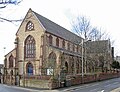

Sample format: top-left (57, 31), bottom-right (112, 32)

top-left (0, 84), bottom-right (40, 92)
top-left (0, 78), bottom-right (120, 92)
top-left (64, 77), bottom-right (120, 92)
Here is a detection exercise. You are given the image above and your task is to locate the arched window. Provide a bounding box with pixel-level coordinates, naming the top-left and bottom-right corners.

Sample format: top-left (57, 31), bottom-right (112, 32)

top-left (24, 35), bottom-right (36, 58)
top-left (26, 62), bottom-right (33, 75)
top-left (26, 21), bottom-right (34, 31)
top-left (76, 60), bottom-right (79, 74)
top-left (71, 62), bottom-right (74, 73)
top-left (56, 38), bottom-right (59, 47)
top-left (49, 35), bottom-right (53, 45)
top-left (65, 62), bottom-right (68, 73)
top-left (9, 55), bottom-right (14, 68)
top-left (76, 45), bottom-right (79, 52)
top-left (73, 44), bottom-right (75, 52)
top-left (71, 57), bottom-right (74, 74)
top-left (62, 40), bottom-right (65, 49)
top-left (10, 70), bottom-right (13, 75)
top-left (48, 52), bottom-right (56, 68)
top-left (67, 42), bottom-right (70, 50)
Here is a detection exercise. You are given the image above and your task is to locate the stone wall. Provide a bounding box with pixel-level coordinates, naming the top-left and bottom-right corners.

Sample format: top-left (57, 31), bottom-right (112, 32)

top-left (20, 79), bottom-right (49, 89)
top-left (19, 72), bottom-right (120, 89)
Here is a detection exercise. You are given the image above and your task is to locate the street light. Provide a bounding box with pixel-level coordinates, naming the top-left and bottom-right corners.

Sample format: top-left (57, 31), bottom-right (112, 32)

top-left (80, 39), bottom-right (88, 78)
top-left (81, 39), bottom-right (84, 78)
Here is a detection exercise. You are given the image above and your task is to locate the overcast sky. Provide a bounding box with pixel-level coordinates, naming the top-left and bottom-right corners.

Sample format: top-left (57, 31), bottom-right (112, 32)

top-left (0, 0), bottom-right (120, 64)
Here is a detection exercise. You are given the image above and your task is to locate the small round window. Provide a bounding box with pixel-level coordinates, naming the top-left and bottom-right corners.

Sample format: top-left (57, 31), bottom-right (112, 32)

top-left (26, 21), bottom-right (34, 31)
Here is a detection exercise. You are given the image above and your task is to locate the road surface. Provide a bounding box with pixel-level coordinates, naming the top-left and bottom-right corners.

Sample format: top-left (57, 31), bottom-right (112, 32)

top-left (64, 78), bottom-right (120, 92)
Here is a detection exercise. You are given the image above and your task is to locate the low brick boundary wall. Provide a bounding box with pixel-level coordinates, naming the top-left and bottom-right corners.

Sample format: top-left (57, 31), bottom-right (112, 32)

top-left (69, 72), bottom-right (120, 86)
top-left (19, 72), bottom-right (120, 89)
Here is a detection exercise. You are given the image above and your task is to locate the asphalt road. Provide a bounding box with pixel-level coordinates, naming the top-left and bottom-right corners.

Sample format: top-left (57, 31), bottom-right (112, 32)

top-left (0, 78), bottom-right (120, 92)
top-left (64, 77), bottom-right (120, 92)
top-left (0, 84), bottom-right (40, 92)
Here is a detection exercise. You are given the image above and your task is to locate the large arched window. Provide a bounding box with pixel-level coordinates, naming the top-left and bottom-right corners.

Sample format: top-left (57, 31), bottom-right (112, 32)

top-left (24, 35), bottom-right (36, 58)
top-left (9, 55), bottom-right (14, 68)
top-left (26, 62), bottom-right (33, 75)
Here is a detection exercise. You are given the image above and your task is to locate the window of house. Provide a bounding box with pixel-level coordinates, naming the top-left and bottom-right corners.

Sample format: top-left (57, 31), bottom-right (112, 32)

top-left (9, 55), bottom-right (14, 68)
top-left (62, 40), bottom-right (65, 49)
top-left (49, 35), bottom-right (53, 45)
top-left (56, 38), bottom-right (59, 47)
top-left (26, 62), bottom-right (33, 75)
top-left (26, 21), bottom-right (34, 31)
top-left (24, 35), bottom-right (36, 58)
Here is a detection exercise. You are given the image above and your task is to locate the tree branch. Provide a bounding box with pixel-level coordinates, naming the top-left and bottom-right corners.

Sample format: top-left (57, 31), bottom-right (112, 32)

top-left (0, 17), bottom-right (22, 22)
top-left (0, 0), bottom-right (22, 9)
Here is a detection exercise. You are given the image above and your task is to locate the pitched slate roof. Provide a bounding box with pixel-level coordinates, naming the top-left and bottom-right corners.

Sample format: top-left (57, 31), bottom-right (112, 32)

top-left (86, 40), bottom-right (110, 53)
top-left (33, 11), bottom-right (82, 44)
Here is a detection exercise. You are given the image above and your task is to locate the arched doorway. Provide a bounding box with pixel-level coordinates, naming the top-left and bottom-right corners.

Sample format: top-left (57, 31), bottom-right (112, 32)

top-left (26, 62), bottom-right (33, 75)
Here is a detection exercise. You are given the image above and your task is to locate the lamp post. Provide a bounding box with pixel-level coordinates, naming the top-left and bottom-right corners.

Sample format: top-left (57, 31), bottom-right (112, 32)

top-left (81, 38), bottom-right (88, 83)
top-left (23, 42), bottom-right (25, 87)
top-left (81, 39), bottom-right (84, 78)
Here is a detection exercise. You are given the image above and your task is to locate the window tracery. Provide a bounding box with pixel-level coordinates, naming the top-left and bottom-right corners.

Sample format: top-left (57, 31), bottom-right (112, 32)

top-left (26, 21), bottom-right (34, 31)
top-left (24, 35), bottom-right (36, 58)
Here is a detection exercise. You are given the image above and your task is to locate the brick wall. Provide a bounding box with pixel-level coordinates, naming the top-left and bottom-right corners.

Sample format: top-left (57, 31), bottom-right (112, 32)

top-left (19, 72), bottom-right (120, 89)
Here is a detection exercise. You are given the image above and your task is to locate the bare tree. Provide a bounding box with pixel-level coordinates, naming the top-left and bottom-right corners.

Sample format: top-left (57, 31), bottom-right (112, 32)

top-left (0, 0), bottom-right (22, 8)
top-left (72, 16), bottom-right (91, 39)
top-left (72, 15), bottom-right (113, 73)
top-left (72, 16), bottom-right (109, 41)
top-left (0, 0), bottom-right (22, 23)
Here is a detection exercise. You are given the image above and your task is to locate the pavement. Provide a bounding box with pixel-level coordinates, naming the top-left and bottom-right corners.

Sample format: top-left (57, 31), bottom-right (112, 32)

top-left (6, 84), bottom-right (120, 92)
top-left (110, 87), bottom-right (120, 92)
top-left (6, 85), bottom-right (64, 92)
top-left (6, 84), bottom-right (81, 92)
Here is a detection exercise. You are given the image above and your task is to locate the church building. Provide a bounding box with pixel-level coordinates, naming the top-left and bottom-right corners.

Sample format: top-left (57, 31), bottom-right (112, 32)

top-left (4, 8), bottom-right (84, 88)
top-left (3, 8), bottom-right (113, 89)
